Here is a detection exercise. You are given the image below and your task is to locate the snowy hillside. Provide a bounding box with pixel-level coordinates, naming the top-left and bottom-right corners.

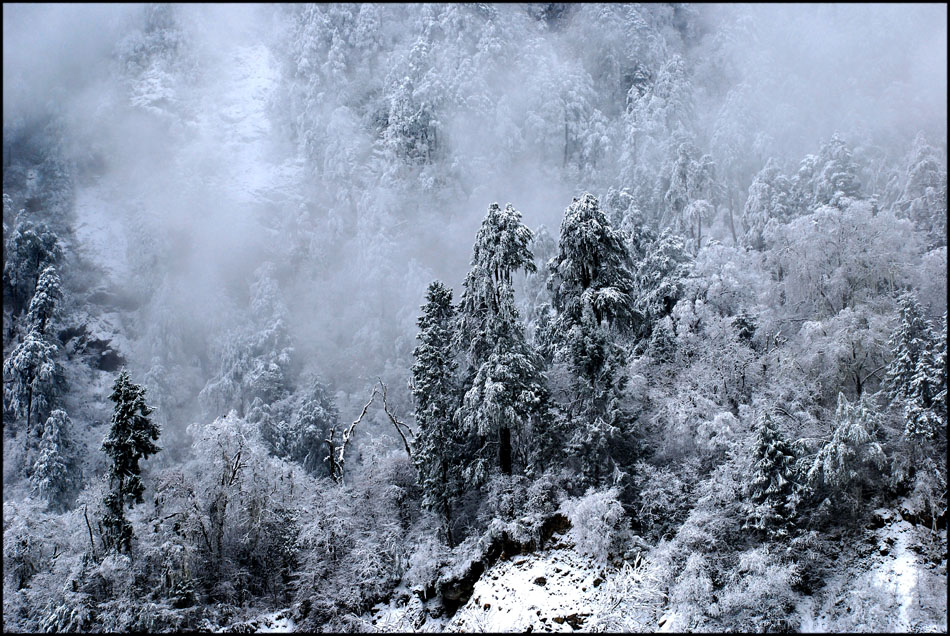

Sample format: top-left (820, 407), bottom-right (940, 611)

top-left (3, 3), bottom-right (946, 633)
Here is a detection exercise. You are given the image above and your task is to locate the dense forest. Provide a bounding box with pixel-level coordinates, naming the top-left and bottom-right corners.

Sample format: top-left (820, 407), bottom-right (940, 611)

top-left (3, 3), bottom-right (947, 632)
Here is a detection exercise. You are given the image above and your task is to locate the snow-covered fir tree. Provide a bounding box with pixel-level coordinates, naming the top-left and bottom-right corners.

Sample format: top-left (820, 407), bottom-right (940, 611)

top-left (410, 280), bottom-right (459, 545)
top-left (900, 311), bottom-right (947, 443)
top-left (2, 221), bottom-right (62, 317)
top-left (3, 326), bottom-right (60, 439)
top-left (458, 203), bottom-right (546, 479)
top-left (25, 264), bottom-right (61, 336)
top-left (547, 193), bottom-right (636, 486)
top-left (745, 412), bottom-right (799, 538)
top-left (741, 158), bottom-right (791, 250)
top-left (30, 409), bottom-right (80, 511)
top-left (807, 392), bottom-right (887, 514)
top-left (100, 370), bottom-right (161, 554)
top-left (884, 292), bottom-right (935, 406)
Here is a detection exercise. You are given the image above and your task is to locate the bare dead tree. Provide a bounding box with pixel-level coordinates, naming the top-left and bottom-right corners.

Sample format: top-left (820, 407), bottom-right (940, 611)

top-left (325, 385), bottom-right (378, 484)
top-left (377, 377), bottom-right (415, 459)
top-left (82, 504), bottom-right (97, 558)
top-left (323, 380), bottom-right (417, 484)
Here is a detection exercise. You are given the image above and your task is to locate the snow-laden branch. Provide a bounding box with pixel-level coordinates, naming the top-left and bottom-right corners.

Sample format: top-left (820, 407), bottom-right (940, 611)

top-left (325, 385), bottom-right (378, 484)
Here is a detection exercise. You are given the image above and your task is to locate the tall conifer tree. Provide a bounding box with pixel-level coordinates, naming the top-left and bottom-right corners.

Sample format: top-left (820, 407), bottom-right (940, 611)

top-left (457, 203), bottom-right (546, 479)
top-left (411, 281), bottom-right (458, 545)
top-left (101, 370), bottom-right (161, 554)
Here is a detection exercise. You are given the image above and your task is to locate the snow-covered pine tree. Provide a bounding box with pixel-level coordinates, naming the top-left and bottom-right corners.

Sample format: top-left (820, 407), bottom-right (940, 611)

top-left (884, 293), bottom-right (934, 406)
top-left (898, 310), bottom-right (947, 446)
top-left (289, 378), bottom-right (340, 475)
top-left (648, 315), bottom-right (677, 365)
top-left (741, 158), bottom-right (791, 251)
top-left (745, 412), bottom-right (798, 538)
top-left (932, 313), bottom-right (948, 424)
top-left (631, 227), bottom-right (692, 341)
top-left (457, 203), bottom-right (546, 479)
top-left (26, 264), bottom-right (62, 336)
top-left (807, 392), bottom-right (887, 514)
top-left (3, 326), bottom-right (60, 439)
top-left (894, 312), bottom-right (948, 529)
top-left (549, 193), bottom-right (635, 331)
top-left (791, 134), bottom-right (861, 211)
top-left (199, 262), bottom-right (294, 418)
top-left (101, 370), bottom-right (161, 554)
top-left (2, 221), bottom-right (62, 317)
top-left (458, 202), bottom-right (536, 362)
top-left (31, 409), bottom-right (79, 511)
top-left (813, 133), bottom-right (861, 205)
top-left (410, 280), bottom-right (459, 545)
top-left (893, 133), bottom-right (948, 248)
top-left (548, 193), bottom-right (636, 486)
top-left (664, 143), bottom-right (692, 232)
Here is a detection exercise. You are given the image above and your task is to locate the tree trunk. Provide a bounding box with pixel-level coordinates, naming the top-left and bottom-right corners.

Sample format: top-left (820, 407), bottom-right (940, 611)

top-left (727, 194), bottom-right (738, 245)
top-left (441, 460), bottom-right (454, 547)
top-left (563, 118), bottom-right (569, 168)
top-left (26, 383), bottom-right (33, 440)
top-left (499, 426), bottom-right (512, 476)
top-left (696, 213), bottom-right (702, 254)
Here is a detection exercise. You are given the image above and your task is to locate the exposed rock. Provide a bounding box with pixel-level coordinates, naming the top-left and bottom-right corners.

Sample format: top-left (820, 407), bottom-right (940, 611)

top-left (564, 613), bottom-right (589, 629)
top-left (436, 513), bottom-right (571, 616)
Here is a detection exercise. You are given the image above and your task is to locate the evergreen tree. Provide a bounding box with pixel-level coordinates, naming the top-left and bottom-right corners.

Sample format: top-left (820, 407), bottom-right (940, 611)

top-left (26, 265), bottom-right (62, 336)
top-left (813, 133), bottom-right (861, 204)
top-left (458, 202), bottom-right (536, 363)
top-left (410, 281), bottom-right (458, 545)
top-left (893, 313), bottom-right (948, 529)
top-left (101, 370), bottom-right (161, 554)
top-left (791, 134), bottom-right (861, 211)
top-left (893, 133), bottom-right (947, 248)
top-left (932, 313), bottom-right (948, 423)
top-left (257, 376), bottom-right (340, 475)
top-left (3, 326), bottom-right (59, 439)
top-left (741, 158), bottom-right (791, 251)
top-left (664, 143), bottom-right (692, 231)
top-left (648, 315), bottom-right (677, 365)
top-left (745, 413), bottom-right (798, 538)
top-left (884, 293), bottom-right (934, 405)
top-left (457, 203), bottom-right (546, 479)
top-left (548, 193), bottom-right (636, 486)
top-left (199, 262), bottom-right (294, 418)
top-left (549, 193), bottom-right (635, 330)
top-left (31, 409), bottom-right (80, 511)
top-left (2, 221), bottom-right (62, 316)
top-left (903, 312), bottom-right (947, 443)
top-left (807, 393), bottom-right (887, 513)
top-left (631, 228), bottom-right (693, 341)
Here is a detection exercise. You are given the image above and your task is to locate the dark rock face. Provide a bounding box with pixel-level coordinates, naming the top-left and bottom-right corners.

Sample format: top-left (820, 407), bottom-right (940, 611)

top-left (436, 513), bottom-right (571, 616)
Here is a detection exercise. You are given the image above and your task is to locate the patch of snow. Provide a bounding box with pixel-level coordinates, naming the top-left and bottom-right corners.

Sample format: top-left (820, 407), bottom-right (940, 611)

top-left (873, 520), bottom-right (919, 629)
top-left (447, 547), bottom-right (605, 633)
top-left (797, 515), bottom-right (947, 633)
top-left (256, 609), bottom-right (295, 633)
top-left (657, 610), bottom-right (678, 633)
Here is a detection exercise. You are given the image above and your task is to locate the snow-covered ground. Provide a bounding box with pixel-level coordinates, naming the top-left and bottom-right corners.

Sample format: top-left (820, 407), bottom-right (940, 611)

top-left (367, 509), bottom-right (947, 634)
top-left (798, 511), bottom-right (947, 633)
top-left (370, 538), bottom-right (656, 633)
top-left (254, 609), bottom-right (295, 633)
top-left (448, 547), bottom-right (604, 633)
